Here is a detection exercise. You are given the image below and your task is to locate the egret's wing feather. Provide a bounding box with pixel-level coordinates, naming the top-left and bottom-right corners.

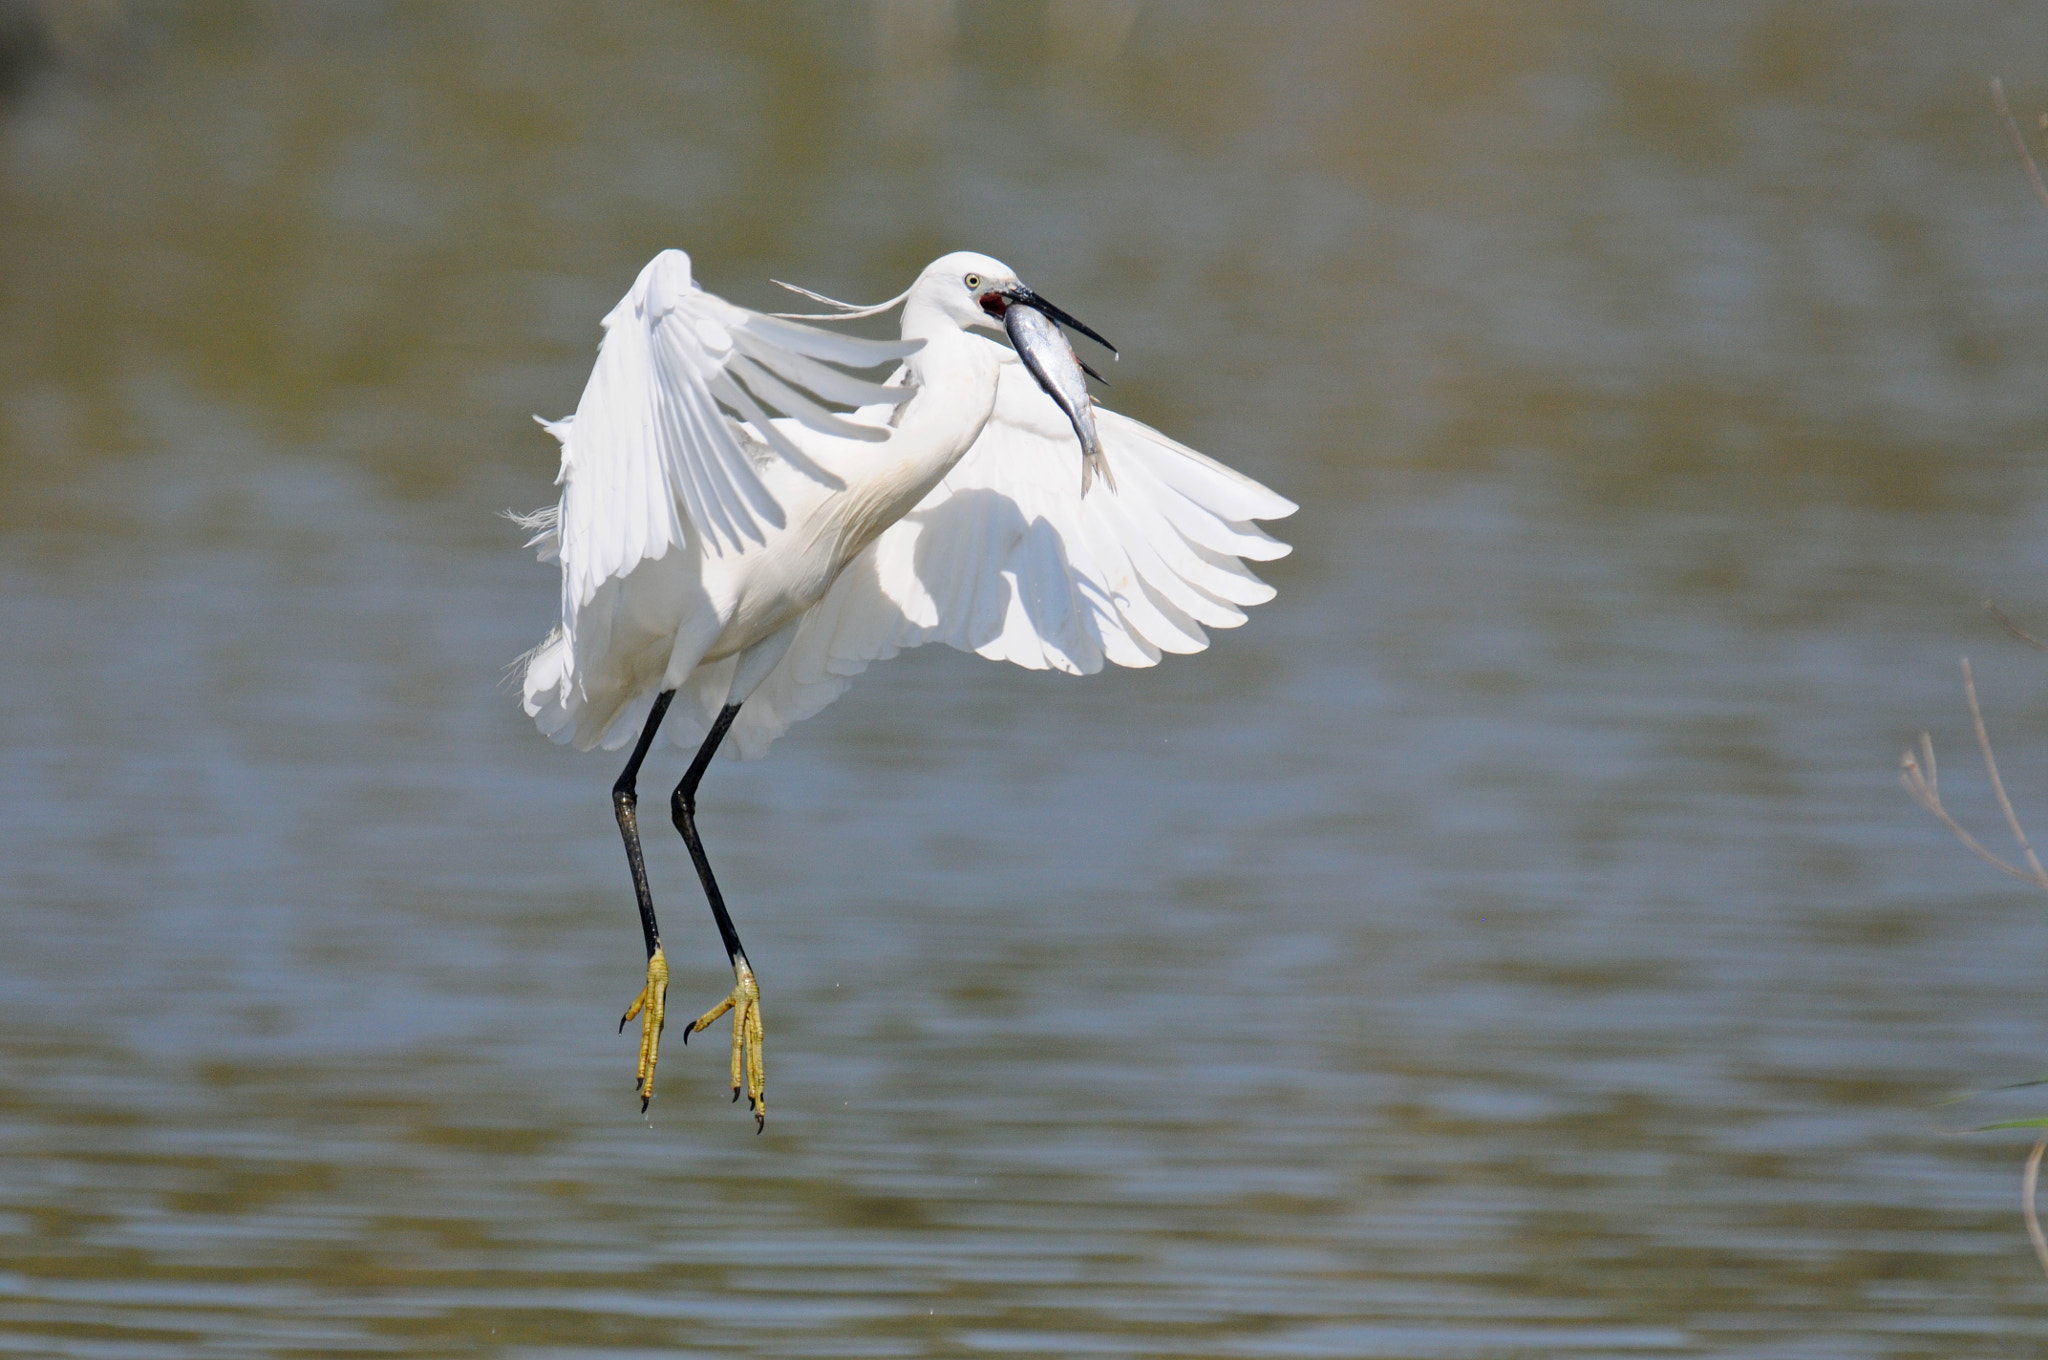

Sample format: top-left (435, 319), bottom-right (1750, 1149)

top-left (730, 331), bottom-right (917, 410)
top-left (651, 315), bottom-right (781, 542)
top-left (724, 339), bottom-right (1295, 758)
top-left (735, 312), bottom-right (923, 368)
top-left (728, 355), bottom-right (891, 443)
top-left (698, 372), bottom-right (822, 483)
top-left (650, 336), bottom-right (749, 556)
top-left (552, 250), bottom-right (910, 610)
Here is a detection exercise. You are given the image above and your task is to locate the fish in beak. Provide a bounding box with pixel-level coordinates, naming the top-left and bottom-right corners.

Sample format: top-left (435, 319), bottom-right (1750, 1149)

top-left (983, 286), bottom-right (1120, 495)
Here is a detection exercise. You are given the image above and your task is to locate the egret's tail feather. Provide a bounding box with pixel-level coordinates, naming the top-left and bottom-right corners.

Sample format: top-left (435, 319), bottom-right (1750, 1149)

top-left (505, 504), bottom-right (561, 563)
top-left (519, 628), bottom-right (577, 744)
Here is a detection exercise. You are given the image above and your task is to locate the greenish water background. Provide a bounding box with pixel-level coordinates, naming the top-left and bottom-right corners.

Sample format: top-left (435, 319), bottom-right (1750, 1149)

top-left (9, 4), bottom-right (2048, 1355)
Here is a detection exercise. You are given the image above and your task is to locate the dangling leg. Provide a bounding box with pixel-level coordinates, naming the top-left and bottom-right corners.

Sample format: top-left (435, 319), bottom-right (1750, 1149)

top-left (668, 703), bottom-right (767, 1130)
top-left (614, 690), bottom-right (675, 1111)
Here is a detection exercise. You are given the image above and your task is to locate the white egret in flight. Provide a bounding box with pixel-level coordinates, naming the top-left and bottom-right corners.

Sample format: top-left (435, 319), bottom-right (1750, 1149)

top-left (517, 249), bottom-right (1294, 1128)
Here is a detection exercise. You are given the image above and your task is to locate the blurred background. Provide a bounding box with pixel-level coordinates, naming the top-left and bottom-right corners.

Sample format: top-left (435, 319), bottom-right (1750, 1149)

top-left (7, 2), bottom-right (2048, 1355)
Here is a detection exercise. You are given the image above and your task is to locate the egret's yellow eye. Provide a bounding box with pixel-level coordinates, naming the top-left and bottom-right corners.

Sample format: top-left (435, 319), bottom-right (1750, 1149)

top-left (964, 273), bottom-right (981, 290)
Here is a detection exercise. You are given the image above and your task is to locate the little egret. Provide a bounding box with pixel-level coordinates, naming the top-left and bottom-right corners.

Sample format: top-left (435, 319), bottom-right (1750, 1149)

top-left (517, 249), bottom-right (1294, 1128)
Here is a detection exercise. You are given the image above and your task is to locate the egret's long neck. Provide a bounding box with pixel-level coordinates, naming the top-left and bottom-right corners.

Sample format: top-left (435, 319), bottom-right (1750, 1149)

top-left (828, 315), bottom-right (998, 562)
top-left (897, 306), bottom-right (1000, 462)
top-left (897, 305), bottom-right (999, 438)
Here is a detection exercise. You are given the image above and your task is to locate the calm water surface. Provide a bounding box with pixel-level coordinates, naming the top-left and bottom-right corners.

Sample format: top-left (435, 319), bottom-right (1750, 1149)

top-left (9, 5), bottom-right (2048, 1356)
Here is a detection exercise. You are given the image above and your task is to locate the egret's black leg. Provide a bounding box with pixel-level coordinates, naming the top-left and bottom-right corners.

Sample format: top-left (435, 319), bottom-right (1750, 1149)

top-left (669, 702), bottom-right (767, 1129)
top-left (670, 703), bottom-right (746, 963)
top-left (614, 689), bottom-right (676, 1110)
top-left (612, 689), bottom-right (676, 961)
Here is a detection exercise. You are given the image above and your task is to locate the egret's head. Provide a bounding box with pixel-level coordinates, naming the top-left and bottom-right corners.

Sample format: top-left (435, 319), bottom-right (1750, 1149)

top-left (907, 251), bottom-right (1121, 356)
top-left (909, 251), bottom-right (1021, 334)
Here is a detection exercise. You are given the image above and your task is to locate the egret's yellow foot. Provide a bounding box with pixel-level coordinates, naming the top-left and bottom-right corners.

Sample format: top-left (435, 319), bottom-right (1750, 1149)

top-left (686, 956), bottom-right (765, 1130)
top-left (619, 946), bottom-right (669, 1112)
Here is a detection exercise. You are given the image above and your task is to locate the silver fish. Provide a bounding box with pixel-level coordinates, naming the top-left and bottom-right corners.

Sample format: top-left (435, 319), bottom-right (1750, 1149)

top-left (1003, 296), bottom-right (1118, 496)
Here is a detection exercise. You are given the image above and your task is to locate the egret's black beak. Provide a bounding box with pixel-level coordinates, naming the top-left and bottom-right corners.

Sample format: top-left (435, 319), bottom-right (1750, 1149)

top-left (998, 286), bottom-right (1119, 360)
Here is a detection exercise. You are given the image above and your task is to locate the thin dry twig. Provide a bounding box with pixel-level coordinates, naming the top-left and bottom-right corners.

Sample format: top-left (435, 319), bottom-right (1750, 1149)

top-left (1954, 81), bottom-right (2048, 1296)
top-left (1993, 78), bottom-right (2048, 214)
top-left (1969, 658), bottom-right (2048, 884)
top-left (1986, 599), bottom-right (2048, 654)
top-left (2025, 1133), bottom-right (2048, 1285)
top-left (1900, 658), bottom-right (2048, 890)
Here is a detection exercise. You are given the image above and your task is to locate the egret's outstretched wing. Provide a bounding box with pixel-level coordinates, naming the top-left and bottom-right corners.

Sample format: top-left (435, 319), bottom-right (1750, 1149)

top-left (550, 250), bottom-right (922, 609)
top-left (723, 341), bottom-right (1295, 757)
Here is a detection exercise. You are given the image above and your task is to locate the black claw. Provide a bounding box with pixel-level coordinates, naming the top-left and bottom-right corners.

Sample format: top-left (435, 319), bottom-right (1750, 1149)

top-left (640, 1094), bottom-right (650, 1113)
top-left (619, 1014), bottom-right (630, 1033)
top-left (731, 1086), bottom-right (741, 1103)
top-left (681, 1026), bottom-right (691, 1046)
top-left (755, 1115), bottom-right (765, 1134)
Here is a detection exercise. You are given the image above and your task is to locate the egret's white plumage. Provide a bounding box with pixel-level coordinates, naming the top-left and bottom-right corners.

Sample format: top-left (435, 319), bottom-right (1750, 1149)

top-left (517, 248), bottom-right (1294, 1122)
top-left (521, 249), bottom-right (1293, 762)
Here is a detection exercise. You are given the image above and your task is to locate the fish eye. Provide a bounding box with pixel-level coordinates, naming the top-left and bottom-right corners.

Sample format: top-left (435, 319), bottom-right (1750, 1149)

top-left (964, 273), bottom-right (981, 290)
